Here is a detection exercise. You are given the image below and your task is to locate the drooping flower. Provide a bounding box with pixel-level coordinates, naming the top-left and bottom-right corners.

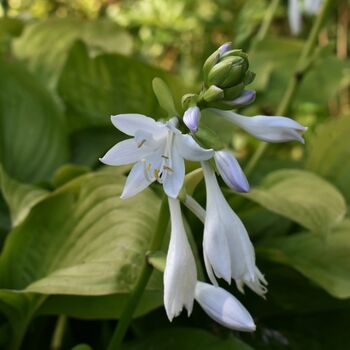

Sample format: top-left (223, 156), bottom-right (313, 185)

top-left (100, 114), bottom-right (214, 199)
top-left (214, 150), bottom-right (250, 193)
top-left (201, 161), bottom-right (267, 296)
top-left (210, 109), bottom-right (306, 144)
top-left (195, 281), bottom-right (256, 332)
top-left (164, 197), bottom-right (197, 320)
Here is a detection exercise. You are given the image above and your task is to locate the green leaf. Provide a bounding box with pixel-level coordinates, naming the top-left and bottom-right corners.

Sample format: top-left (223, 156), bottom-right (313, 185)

top-left (57, 41), bottom-right (187, 131)
top-left (52, 164), bottom-right (90, 188)
top-left (0, 166), bottom-right (48, 227)
top-left (244, 169), bottom-right (346, 234)
top-left (305, 116), bottom-right (350, 202)
top-left (122, 327), bottom-right (254, 350)
top-left (13, 18), bottom-right (133, 88)
top-left (0, 59), bottom-right (69, 183)
top-left (259, 219), bottom-right (350, 298)
top-left (152, 77), bottom-right (178, 116)
top-left (0, 170), bottom-right (162, 295)
top-left (0, 170), bottom-right (164, 336)
top-left (250, 38), bottom-right (350, 109)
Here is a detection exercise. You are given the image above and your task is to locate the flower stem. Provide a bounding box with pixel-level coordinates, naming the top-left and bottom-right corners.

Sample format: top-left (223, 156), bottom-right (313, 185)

top-left (254, 0), bottom-right (281, 43)
top-left (182, 194), bottom-right (205, 224)
top-left (106, 196), bottom-right (169, 350)
top-left (50, 315), bottom-right (67, 350)
top-left (245, 0), bottom-right (334, 176)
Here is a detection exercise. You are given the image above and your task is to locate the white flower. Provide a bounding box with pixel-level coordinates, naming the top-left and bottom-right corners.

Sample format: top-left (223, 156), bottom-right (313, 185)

top-left (288, 0), bottom-right (322, 35)
top-left (100, 114), bottom-right (214, 199)
top-left (201, 161), bottom-right (267, 296)
top-left (210, 109), bottom-right (306, 144)
top-left (195, 281), bottom-right (256, 332)
top-left (164, 197), bottom-right (197, 320)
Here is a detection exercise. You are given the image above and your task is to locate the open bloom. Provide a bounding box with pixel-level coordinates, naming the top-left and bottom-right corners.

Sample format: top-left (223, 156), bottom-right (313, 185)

top-left (202, 161), bottom-right (267, 296)
top-left (210, 109), bottom-right (306, 144)
top-left (100, 114), bottom-right (214, 199)
top-left (195, 281), bottom-right (255, 332)
top-left (164, 198), bottom-right (197, 320)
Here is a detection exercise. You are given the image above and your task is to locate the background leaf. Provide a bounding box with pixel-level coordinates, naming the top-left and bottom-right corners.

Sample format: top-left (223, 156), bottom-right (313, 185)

top-left (0, 59), bottom-right (69, 183)
top-left (12, 18), bottom-right (133, 88)
top-left (244, 169), bottom-right (346, 234)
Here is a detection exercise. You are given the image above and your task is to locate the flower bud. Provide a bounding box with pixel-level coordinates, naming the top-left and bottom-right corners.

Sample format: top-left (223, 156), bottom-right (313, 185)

top-left (214, 150), bottom-right (250, 192)
top-left (195, 281), bottom-right (256, 332)
top-left (202, 85), bottom-right (224, 103)
top-left (183, 106), bottom-right (201, 133)
top-left (182, 93), bottom-right (198, 110)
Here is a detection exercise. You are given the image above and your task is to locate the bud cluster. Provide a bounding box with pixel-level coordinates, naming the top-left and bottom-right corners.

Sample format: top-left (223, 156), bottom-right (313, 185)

top-left (201, 43), bottom-right (256, 110)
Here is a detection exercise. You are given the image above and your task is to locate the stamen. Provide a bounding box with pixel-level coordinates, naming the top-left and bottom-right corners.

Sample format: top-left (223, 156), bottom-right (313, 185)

top-left (163, 165), bottom-right (174, 172)
top-left (137, 139), bottom-right (146, 148)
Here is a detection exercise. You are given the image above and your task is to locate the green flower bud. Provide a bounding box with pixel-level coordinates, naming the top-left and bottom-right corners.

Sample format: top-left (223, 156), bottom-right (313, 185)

top-left (223, 83), bottom-right (245, 100)
top-left (182, 93), bottom-right (198, 110)
top-left (203, 50), bottom-right (220, 84)
top-left (202, 85), bottom-right (224, 102)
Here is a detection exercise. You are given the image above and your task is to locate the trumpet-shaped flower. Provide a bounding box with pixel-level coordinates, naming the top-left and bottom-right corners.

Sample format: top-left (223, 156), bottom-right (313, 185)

top-left (214, 150), bottom-right (250, 193)
top-left (195, 281), bottom-right (256, 332)
top-left (202, 161), bottom-right (267, 296)
top-left (100, 114), bottom-right (214, 199)
top-left (164, 198), bottom-right (197, 320)
top-left (210, 109), bottom-right (306, 144)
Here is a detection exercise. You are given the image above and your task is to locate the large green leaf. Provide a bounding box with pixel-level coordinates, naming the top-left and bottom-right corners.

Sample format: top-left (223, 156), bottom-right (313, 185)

top-left (12, 18), bottom-right (133, 88)
top-left (0, 170), bottom-right (162, 295)
top-left (57, 41), bottom-right (188, 131)
top-left (244, 169), bottom-right (346, 234)
top-left (0, 166), bottom-right (48, 227)
top-left (0, 59), bottom-right (69, 183)
top-left (0, 170), bottom-right (165, 346)
top-left (123, 327), bottom-right (254, 350)
top-left (258, 220), bottom-right (350, 298)
top-left (305, 116), bottom-right (350, 202)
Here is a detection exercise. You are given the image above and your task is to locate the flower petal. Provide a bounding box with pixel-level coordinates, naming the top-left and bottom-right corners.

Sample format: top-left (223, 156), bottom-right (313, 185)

top-left (163, 148), bottom-right (185, 199)
top-left (120, 162), bottom-right (153, 199)
top-left (214, 150), bottom-right (250, 192)
top-left (99, 139), bottom-right (153, 166)
top-left (194, 282), bottom-right (256, 332)
top-left (213, 110), bottom-right (306, 143)
top-left (288, 0), bottom-right (302, 35)
top-left (164, 198), bottom-right (197, 321)
top-left (111, 114), bottom-right (163, 136)
top-left (175, 134), bottom-right (214, 161)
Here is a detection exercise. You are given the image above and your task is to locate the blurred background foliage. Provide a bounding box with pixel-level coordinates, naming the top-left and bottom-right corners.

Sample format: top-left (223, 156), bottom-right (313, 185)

top-left (0, 0), bottom-right (350, 349)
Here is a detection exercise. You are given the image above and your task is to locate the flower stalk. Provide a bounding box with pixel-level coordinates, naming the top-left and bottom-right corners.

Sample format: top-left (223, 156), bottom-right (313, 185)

top-left (107, 197), bottom-right (169, 350)
top-left (245, 0), bottom-right (334, 176)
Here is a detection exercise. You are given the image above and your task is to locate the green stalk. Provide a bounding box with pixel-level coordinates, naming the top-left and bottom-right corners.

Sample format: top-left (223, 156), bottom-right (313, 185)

top-left (50, 315), bottom-right (67, 350)
top-left (107, 197), bottom-right (169, 350)
top-left (254, 0), bottom-right (281, 43)
top-left (245, 0), bottom-right (334, 176)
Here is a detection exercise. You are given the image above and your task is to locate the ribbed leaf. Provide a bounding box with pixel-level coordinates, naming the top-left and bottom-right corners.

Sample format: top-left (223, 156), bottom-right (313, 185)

top-left (244, 169), bottom-right (346, 234)
top-left (259, 220), bottom-right (350, 299)
top-left (13, 18), bottom-right (133, 88)
top-left (0, 60), bottom-right (69, 182)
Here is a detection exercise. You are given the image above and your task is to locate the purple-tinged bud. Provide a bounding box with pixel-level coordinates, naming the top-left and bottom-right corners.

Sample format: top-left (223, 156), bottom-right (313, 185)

top-left (214, 150), bottom-right (250, 192)
top-left (227, 90), bottom-right (256, 107)
top-left (218, 42), bottom-right (232, 57)
top-left (183, 106), bottom-right (201, 133)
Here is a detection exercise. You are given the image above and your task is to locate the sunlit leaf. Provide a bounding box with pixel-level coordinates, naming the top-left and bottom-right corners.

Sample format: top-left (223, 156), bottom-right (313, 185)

top-left (13, 18), bottom-right (133, 88)
top-left (305, 116), bottom-right (350, 202)
top-left (244, 169), bottom-right (346, 234)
